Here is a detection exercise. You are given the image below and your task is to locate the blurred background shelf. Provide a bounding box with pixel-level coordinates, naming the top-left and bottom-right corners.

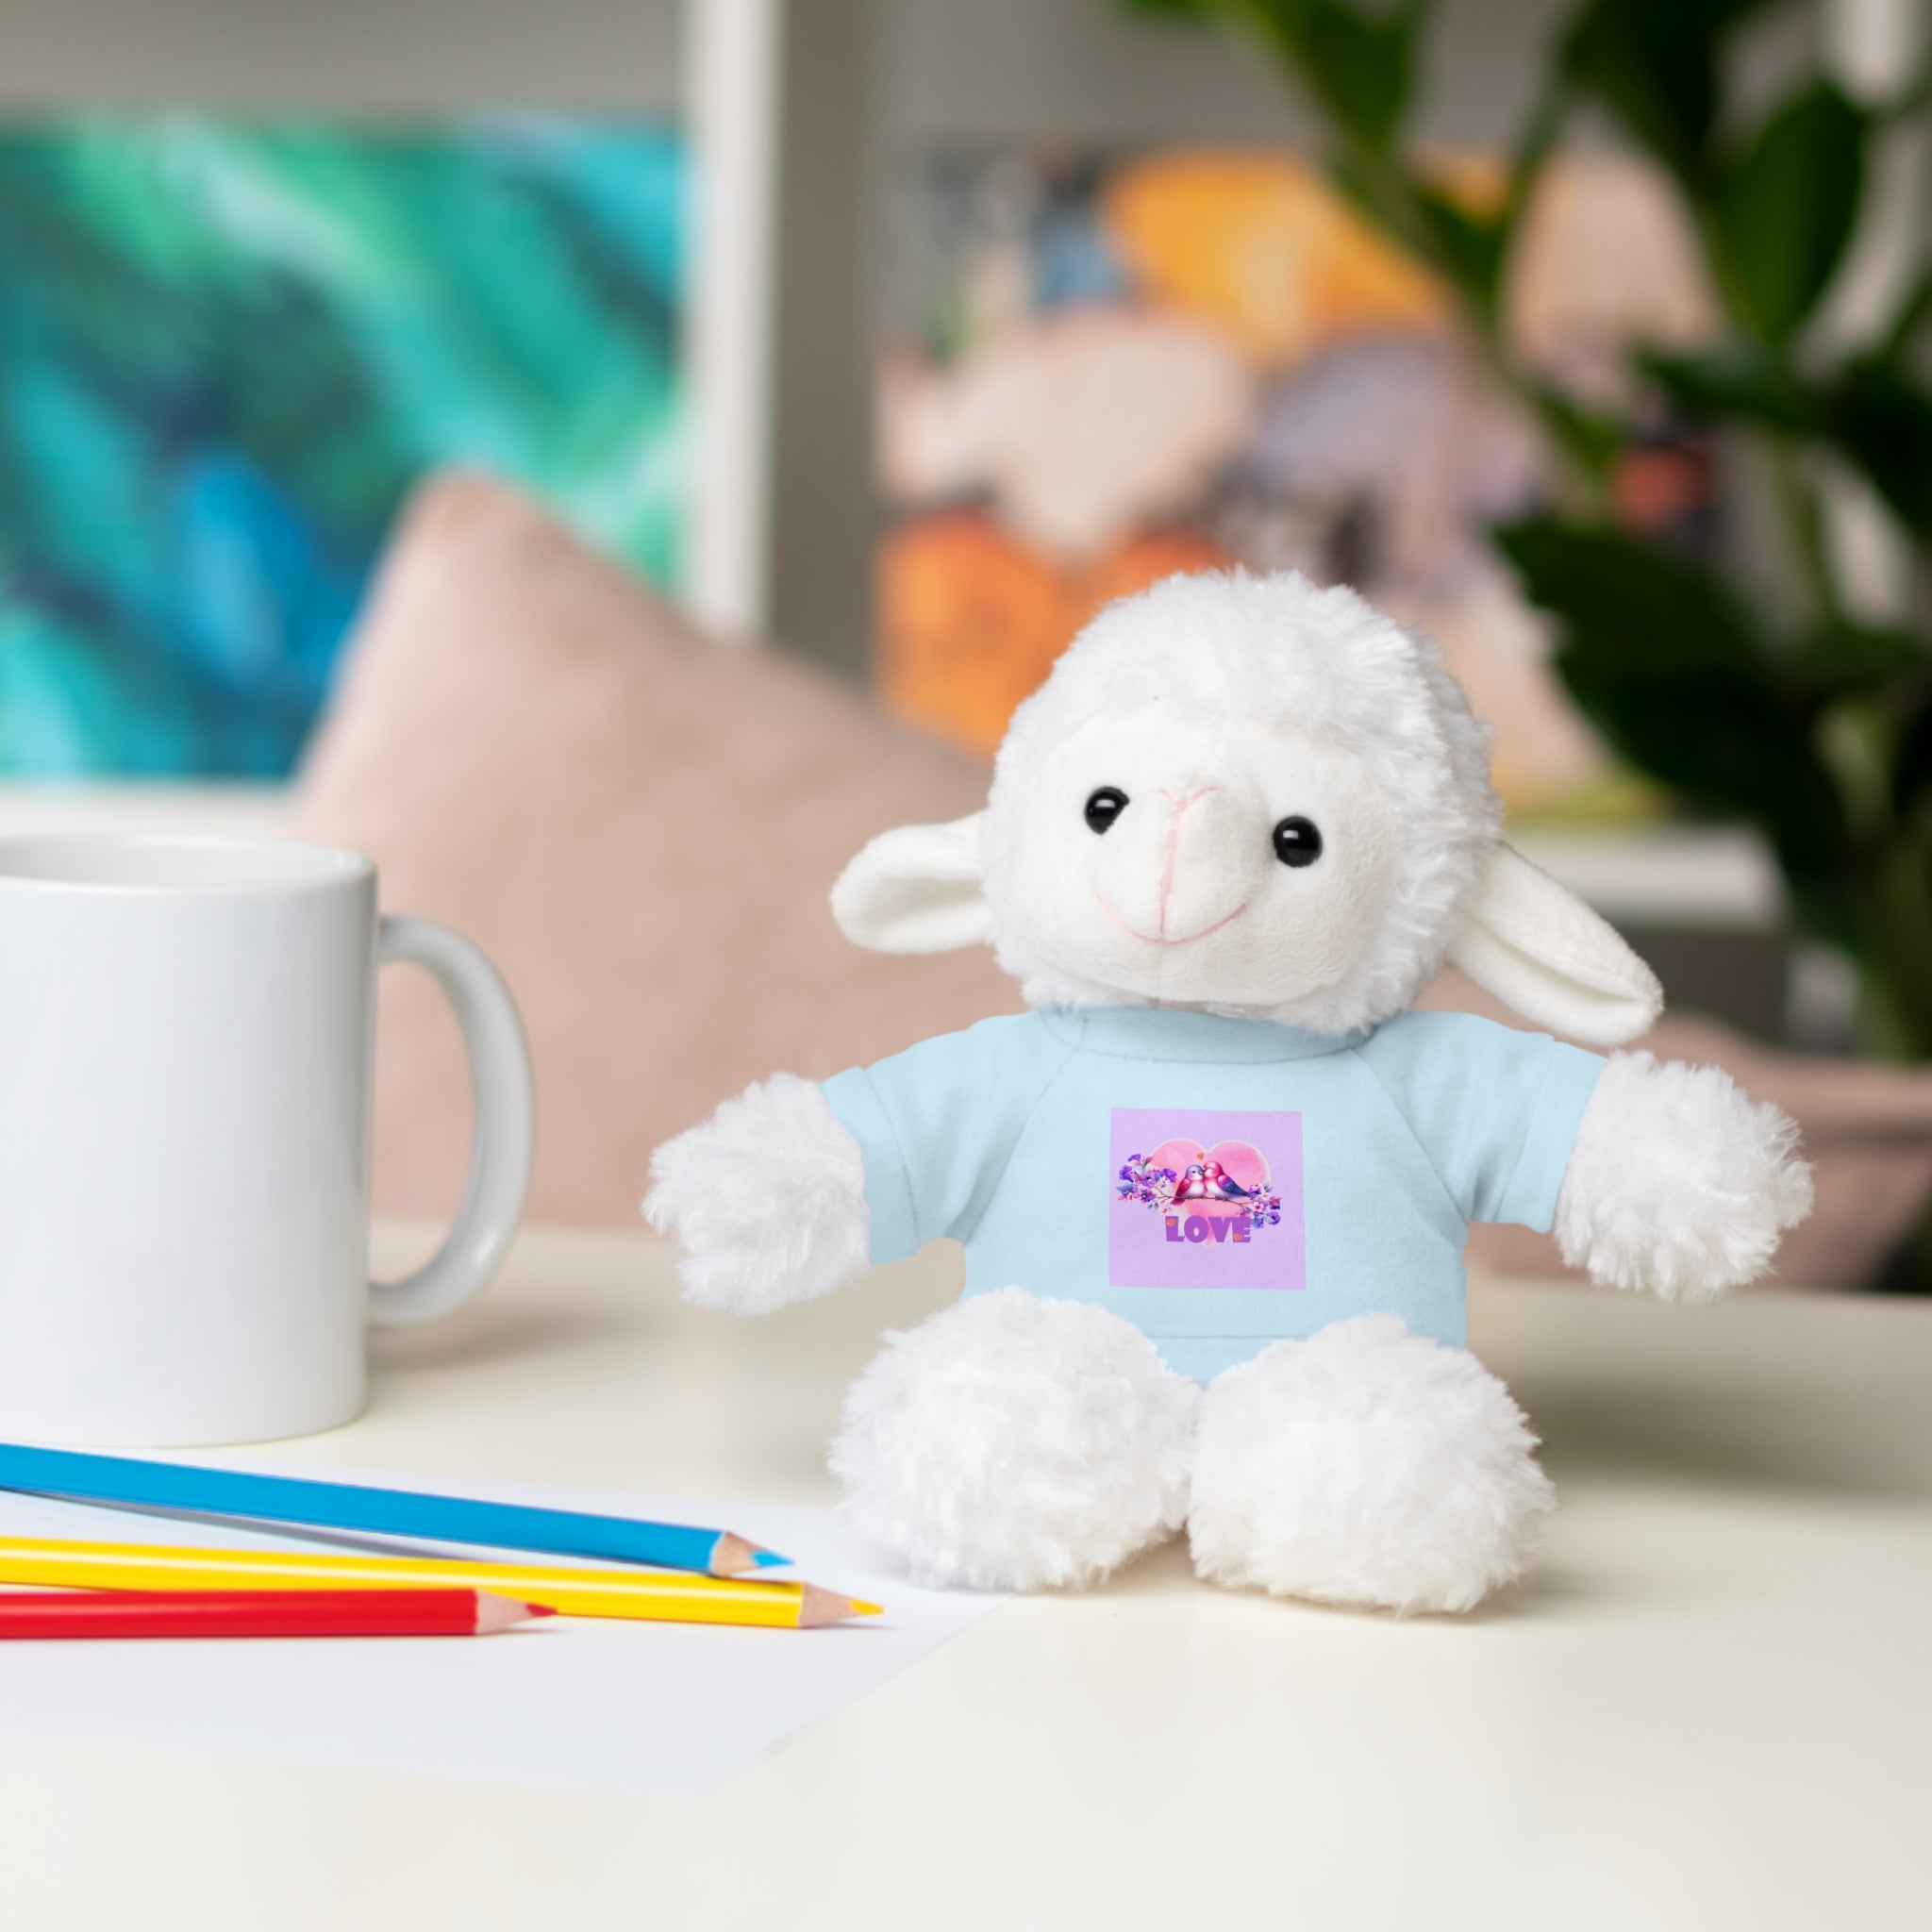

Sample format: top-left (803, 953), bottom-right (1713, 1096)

top-left (0, 785), bottom-right (1779, 931)
top-left (0, 785), bottom-right (289, 841)
top-left (0, 782), bottom-right (1798, 1041)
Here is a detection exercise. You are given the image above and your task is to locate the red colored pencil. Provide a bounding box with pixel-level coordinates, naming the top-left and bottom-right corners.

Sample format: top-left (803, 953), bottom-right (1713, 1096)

top-left (0, 1589), bottom-right (554, 1640)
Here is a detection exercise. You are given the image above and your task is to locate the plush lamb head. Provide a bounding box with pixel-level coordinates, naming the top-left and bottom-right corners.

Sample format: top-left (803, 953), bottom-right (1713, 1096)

top-left (647, 567), bottom-right (1810, 1616)
top-left (832, 570), bottom-right (1661, 1046)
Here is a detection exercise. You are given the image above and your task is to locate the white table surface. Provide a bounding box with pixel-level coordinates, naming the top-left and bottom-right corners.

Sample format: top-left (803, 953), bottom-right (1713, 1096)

top-left (2, 1224), bottom-right (1927, 1932)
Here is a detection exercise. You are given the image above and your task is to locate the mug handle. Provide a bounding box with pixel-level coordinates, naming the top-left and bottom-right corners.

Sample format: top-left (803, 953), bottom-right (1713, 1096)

top-left (367, 915), bottom-right (535, 1329)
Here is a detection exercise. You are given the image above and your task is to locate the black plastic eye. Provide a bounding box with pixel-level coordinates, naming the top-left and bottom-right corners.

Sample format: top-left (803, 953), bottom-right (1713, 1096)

top-left (1084, 787), bottom-right (1129, 834)
top-left (1273, 816), bottom-right (1323, 868)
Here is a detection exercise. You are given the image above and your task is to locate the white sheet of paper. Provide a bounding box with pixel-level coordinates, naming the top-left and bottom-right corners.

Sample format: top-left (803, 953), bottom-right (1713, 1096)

top-left (0, 1466), bottom-right (1007, 1794)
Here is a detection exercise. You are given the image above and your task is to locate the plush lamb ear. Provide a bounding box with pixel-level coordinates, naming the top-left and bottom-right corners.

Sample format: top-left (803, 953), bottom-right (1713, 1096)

top-left (830, 812), bottom-right (992, 954)
top-left (1445, 844), bottom-right (1663, 1047)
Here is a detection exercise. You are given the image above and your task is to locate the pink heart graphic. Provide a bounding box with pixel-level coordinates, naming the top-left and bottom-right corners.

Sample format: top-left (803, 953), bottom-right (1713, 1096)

top-left (1111, 1106), bottom-right (1304, 1292)
top-left (1147, 1137), bottom-right (1271, 1216)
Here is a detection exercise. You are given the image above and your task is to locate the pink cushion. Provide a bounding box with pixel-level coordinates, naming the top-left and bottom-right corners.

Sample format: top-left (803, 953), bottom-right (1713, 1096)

top-left (292, 473), bottom-right (1020, 1227)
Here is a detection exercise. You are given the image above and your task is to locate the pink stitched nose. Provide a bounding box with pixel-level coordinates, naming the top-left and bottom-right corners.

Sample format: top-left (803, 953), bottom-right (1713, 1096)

top-left (1157, 787), bottom-right (1220, 936)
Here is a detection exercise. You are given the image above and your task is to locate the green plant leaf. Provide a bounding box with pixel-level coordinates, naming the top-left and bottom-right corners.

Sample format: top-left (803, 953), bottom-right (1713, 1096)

top-left (1785, 624), bottom-right (1932, 701)
top-left (1124, 0), bottom-right (1429, 154)
top-left (1880, 266), bottom-right (1932, 359)
top-left (1717, 82), bottom-right (1868, 344)
top-left (1249, 0), bottom-right (1429, 153)
top-left (1494, 517), bottom-right (1769, 671)
top-left (1560, 0), bottom-right (1777, 184)
top-left (1642, 354), bottom-right (1930, 545)
top-left (1645, 349), bottom-right (1932, 547)
top-left (1325, 150), bottom-right (1413, 243)
top-left (1558, 651), bottom-right (1851, 891)
top-left (1830, 358), bottom-right (1932, 542)
top-left (1409, 180), bottom-right (1507, 312)
top-left (1641, 346), bottom-right (1824, 433)
top-left (1536, 390), bottom-right (1631, 479)
top-left (1498, 515), bottom-right (1854, 897)
top-left (1892, 697), bottom-right (1932, 818)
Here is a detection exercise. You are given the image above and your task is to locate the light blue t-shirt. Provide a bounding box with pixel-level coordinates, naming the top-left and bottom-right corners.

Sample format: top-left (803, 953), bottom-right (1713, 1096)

top-left (821, 1006), bottom-right (1604, 1383)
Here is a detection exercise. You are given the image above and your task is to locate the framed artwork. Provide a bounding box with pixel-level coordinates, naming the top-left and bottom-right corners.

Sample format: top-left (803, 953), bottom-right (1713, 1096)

top-left (876, 145), bottom-right (1719, 821)
top-left (0, 114), bottom-right (686, 775)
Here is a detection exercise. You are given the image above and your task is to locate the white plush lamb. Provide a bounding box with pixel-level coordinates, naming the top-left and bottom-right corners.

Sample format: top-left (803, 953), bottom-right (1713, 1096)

top-left (646, 570), bottom-right (1812, 1613)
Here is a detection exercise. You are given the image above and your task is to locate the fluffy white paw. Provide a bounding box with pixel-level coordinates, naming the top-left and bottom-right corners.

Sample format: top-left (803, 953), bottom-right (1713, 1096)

top-left (642, 1074), bottom-right (870, 1313)
top-left (1188, 1313), bottom-right (1555, 1615)
top-left (1556, 1051), bottom-right (1814, 1305)
top-left (830, 1288), bottom-right (1200, 1591)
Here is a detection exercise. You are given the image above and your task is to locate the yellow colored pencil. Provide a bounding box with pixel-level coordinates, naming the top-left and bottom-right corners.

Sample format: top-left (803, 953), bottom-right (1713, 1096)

top-left (0, 1538), bottom-right (879, 1629)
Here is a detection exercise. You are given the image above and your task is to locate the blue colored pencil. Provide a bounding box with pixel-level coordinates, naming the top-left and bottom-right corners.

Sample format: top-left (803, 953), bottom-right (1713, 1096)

top-left (0, 1441), bottom-right (790, 1577)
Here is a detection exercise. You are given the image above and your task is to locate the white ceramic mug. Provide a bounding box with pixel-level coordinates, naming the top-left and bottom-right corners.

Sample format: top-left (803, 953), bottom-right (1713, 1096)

top-left (0, 834), bottom-right (534, 1446)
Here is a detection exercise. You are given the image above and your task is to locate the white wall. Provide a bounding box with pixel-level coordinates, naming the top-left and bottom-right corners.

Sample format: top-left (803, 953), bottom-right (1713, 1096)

top-left (879, 0), bottom-right (1577, 148)
top-left (0, 0), bottom-right (681, 110)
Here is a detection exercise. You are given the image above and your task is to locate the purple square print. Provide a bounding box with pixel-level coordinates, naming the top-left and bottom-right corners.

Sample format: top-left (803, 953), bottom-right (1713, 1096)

top-left (1108, 1108), bottom-right (1306, 1292)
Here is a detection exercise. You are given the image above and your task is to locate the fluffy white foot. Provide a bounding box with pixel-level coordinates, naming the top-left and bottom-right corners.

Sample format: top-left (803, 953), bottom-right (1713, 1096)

top-left (1556, 1051), bottom-right (1814, 1305)
top-left (642, 1074), bottom-right (869, 1312)
top-left (1188, 1313), bottom-right (1554, 1614)
top-left (830, 1287), bottom-right (1200, 1591)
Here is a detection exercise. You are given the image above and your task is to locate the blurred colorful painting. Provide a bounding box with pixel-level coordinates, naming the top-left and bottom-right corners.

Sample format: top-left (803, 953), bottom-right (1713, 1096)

top-left (877, 147), bottom-right (1720, 819)
top-left (0, 115), bottom-right (685, 776)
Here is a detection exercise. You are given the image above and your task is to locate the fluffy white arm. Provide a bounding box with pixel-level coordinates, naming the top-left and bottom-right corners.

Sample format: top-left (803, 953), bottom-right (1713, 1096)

top-left (642, 1074), bottom-right (871, 1313)
top-left (1554, 1051), bottom-right (1813, 1306)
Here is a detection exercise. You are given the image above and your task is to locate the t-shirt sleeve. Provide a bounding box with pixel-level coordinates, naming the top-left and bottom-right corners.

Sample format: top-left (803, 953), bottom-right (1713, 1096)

top-left (1355, 1010), bottom-right (1607, 1230)
top-left (818, 1015), bottom-right (1069, 1267)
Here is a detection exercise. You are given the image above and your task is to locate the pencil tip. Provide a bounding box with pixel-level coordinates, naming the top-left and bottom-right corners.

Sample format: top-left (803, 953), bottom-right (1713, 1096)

top-left (475, 1593), bottom-right (558, 1633)
top-left (709, 1533), bottom-right (751, 1575)
top-left (710, 1533), bottom-right (789, 1576)
top-left (796, 1584), bottom-right (880, 1627)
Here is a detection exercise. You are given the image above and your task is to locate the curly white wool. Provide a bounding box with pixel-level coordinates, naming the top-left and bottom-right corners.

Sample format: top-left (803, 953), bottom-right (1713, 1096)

top-left (830, 1288), bottom-right (1201, 1591)
top-left (1188, 1313), bottom-right (1556, 1614)
top-left (1557, 1050), bottom-right (1815, 1304)
top-left (983, 568), bottom-right (1502, 1035)
top-left (642, 567), bottom-right (1816, 1614)
top-left (642, 1073), bottom-right (869, 1313)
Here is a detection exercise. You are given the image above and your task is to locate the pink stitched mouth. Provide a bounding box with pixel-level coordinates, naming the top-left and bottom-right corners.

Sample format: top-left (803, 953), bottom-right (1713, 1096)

top-left (1094, 892), bottom-right (1250, 947)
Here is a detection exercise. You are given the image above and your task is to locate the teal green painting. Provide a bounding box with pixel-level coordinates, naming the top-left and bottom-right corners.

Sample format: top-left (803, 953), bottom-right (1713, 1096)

top-left (0, 116), bottom-right (686, 776)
